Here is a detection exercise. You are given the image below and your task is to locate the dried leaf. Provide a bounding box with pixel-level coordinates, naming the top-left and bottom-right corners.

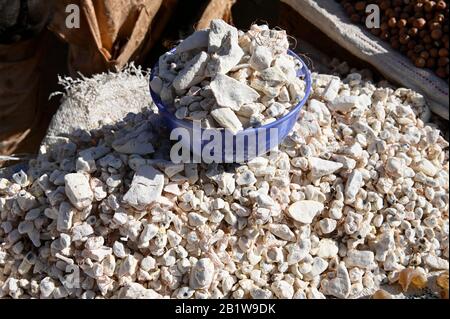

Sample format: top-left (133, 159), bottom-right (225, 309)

top-left (372, 289), bottom-right (393, 299)
top-left (398, 268), bottom-right (428, 292)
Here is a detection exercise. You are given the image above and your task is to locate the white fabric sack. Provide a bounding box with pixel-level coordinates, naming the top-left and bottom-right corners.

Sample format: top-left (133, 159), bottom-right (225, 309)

top-left (44, 64), bottom-right (154, 146)
top-left (281, 0), bottom-right (449, 120)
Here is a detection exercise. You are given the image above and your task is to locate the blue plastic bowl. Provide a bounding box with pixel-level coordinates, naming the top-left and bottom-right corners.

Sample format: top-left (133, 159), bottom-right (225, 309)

top-left (150, 49), bottom-right (312, 163)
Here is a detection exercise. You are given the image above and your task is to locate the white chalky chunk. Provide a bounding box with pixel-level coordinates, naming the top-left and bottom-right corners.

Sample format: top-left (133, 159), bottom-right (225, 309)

top-left (123, 165), bottom-right (164, 210)
top-left (175, 30), bottom-right (209, 54)
top-left (414, 159), bottom-right (438, 177)
top-left (112, 133), bottom-right (155, 155)
top-left (308, 157), bottom-right (343, 179)
top-left (322, 78), bottom-right (340, 101)
top-left (236, 170), bottom-right (256, 186)
top-left (113, 241), bottom-right (127, 258)
top-left (210, 108), bottom-right (244, 134)
top-left (208, 31), bottom-right (244, 74)
top-left (236, 103), bottom-right (265, 117)
top-left (57, 202), bottom-right (75, 232)
top-left (271, 280), bottom-right (294, 299)
top-left (64, 173), bottom-right (93, 210)
top-left (273, 54), bottom-right (297, 82)
top-left (321, 262), bottom-right (351, 298)
top-left (172, 52), bottom-right (209, 91)
top-left (345, 170), bottom-right (364, 203)
top-left (140, 224), bottom-right (159, 244)
top-left (329, 95), bottom-right (368, 113)
top-left (345, 250), bottom-right (377, 270)
top-left (316, 239), bottom-right (339, 259)
top-left (287, 240), bottom-right (311, 264)
top-left (266, 102), bottom-right (286, 118)
top-left (190, 258), bottom-right (215, 289)
top-left (150, 76), bottom-right (163, 95)
top-left (424, 254), bottom-right (449, 270)
top-left (319, 219), bottom-right (337, 234)
top-left (250, 66), bottom-right (287, 98)
top-left (39, 277), bottom-right (55, 298)
top-left (250, 46), bottom-right (273, 71)
top-left (208, 19), bottom-right (239, 53)
top-left (188, 213), bottom-right (208, 227)
top-left (117, 283), bottom-right (162, 299)
top-left (269, 224), bottom-right (295, 241)
top-left (385, 157), bottom-right (405, 178)
top-left (287, 200), bottom-right (324, 224)
top-left (308, 257), bottom-right (329, 277)
top-left (211, 74), bottom-right (260, 111)
top-left (140, 256), bottom-right (156, 272)
top-left (112, 212), bottom-right (128, 225)
top-left (248, 157), bottom-right (269, 170)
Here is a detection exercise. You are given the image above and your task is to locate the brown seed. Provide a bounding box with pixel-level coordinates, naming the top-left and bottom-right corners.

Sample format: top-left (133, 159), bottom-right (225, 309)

top-left (419, 30), bottom-right (428, 38)
top-left (430, 48), bottom-right (440, 57)
top-left (381, 30), bottom-right (391, 40)
top-left (388, 17), bottom-right (398, 28)
top-left (371, 28), bottom-right (382, 36)
top-left (439, 48), bottom-right (449, 57)
top-left (400, 34), bottom-right (411, 44)
top-left (438, 57), bottom-right (449, 67)
top-left (431, 29), bottom-right (443, 40)
top-left (351, 14), bottom-right (361, 23)
top-left (420, 51), bottom-right (430, 59)
top-left (409, 27), bottom-right (419, 36)
top-left (408, 41), bottom-right (417, 49)
top-left (413, 18), bottom-right (427, 29)
top-left (434, 14), bottom-right (445, 23)
top-left (436, 67), bottom-right (448, 78)
top-left (380, 0), bottom-right (391, 11)
top-left (391, 39), bottom-right (401, 49)
top-left (355, 1), bottom-right (366, 11)
top-left (427, 58), bottom-right (436, 68)
top-left (423, 35), bottom-right (432, 43)
top-left (415, 57), bottom-right (427, 68)
top-left (386, 8), bottom-right (397, 18)
top-left (400, 12), bottom-right (409, 20)
top-left (397, 18), bottom-right (408, 28)
top-left (414, 2), bottom-right (424, 12)
top-left (436, 0), bottom-right (447, 10)
top-left (425, 1), bottom-right (436, 13)
top-left (429, 22), bottom-right (441, 31)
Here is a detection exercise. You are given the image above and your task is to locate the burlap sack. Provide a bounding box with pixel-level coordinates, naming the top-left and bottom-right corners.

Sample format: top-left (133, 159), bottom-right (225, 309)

top-left (0, 32), bottom-right (50, 156)
top-left (281, 0), bottom-right (449, 120)
top-left (49, 0), bottom-right (177, 76)
top-left (196, 0), bottom-right (236, 30)
top-left (0, 0), bottom-right (50, 42)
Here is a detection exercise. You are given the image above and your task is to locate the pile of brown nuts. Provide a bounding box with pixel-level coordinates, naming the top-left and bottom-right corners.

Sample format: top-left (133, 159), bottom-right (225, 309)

top-left (338, 0), bottom-right (449, 80)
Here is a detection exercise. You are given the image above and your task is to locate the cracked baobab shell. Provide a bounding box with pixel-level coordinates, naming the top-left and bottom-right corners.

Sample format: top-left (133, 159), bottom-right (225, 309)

top-left (398, 268), bottom-right (428, 292)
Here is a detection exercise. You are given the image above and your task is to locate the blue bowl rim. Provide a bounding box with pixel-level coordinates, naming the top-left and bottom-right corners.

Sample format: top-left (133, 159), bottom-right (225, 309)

top-left (149, 49), bottom-right (312, 135)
